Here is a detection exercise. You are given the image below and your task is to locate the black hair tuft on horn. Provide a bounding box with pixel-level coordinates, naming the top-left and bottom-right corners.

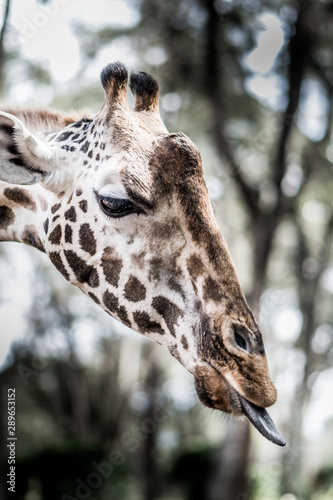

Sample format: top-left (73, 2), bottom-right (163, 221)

top-left (100, 62), bottom-right (128, 92)
top-left (130, 71), bottom-right (159, 97)
top-left (130, 71), bottom-right (159, 112)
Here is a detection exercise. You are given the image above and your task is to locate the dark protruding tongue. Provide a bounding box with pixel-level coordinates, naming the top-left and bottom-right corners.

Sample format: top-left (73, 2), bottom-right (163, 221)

top-left (239, 395), bottom-right (286, 446)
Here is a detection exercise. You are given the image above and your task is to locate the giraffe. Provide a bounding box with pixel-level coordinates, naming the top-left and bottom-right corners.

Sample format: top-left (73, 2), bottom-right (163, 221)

top-left (0, 62), bottom-right (285, 446)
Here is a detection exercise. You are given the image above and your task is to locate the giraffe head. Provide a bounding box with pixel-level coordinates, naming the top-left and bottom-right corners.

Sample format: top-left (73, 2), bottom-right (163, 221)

top-left (0, 63), bottom-right (285, 446)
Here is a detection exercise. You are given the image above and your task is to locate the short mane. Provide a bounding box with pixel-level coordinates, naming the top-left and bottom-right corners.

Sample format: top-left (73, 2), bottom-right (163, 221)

top-left (2, 108), bottom-right (92, 140)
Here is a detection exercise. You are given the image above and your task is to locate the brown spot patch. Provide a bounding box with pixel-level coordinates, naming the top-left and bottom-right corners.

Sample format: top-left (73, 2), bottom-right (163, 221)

top-left (169, 344), bottom-right (182, 363)
top-left (187, 254), bottom-right (205, 280)
top-left (151, 219), bottom-right (183, 241)
top-left (4, 187), bottom-right (36, 212)
top-left (49, 251), bottom-right (70, 281)
top-left (0, 206), bottom-right (15, 229)
top-left (57, 130), bottom-right (73, 142)
top-left (149, 258), bottom-right (162, 281)
top-left (149, 256), bottom-right (182, 282)
top-left (22, 225), bottom-right (44, 252)
top-left (51, 203), bottom-right (61, 214)
top-left (103, 290), bottom-right (130, 325)
top-left (168, 277), bottom-right (185, 300)
top-left (124, 275), bottom-right (146, 302)
top-left (181, 335), bottom-right (189, 350)
top-left (65, 206), bottom-right (76, 222)
top-left (76, 188), bottom-right (83, 196)
top-left (43, 218), bottom-right (49, 234)
top-left (79, 200), bottom-right (88, 213)
top-left (131, 251), bottom-right (145, 270)
top-left (225, 301), bottom-right (235, 315)
top-left (101, 247), bottom-right (123, 287)
top-left (152, 296), bottom-right (183, 337)
top-left (49, 224), bottom-right (62, 245)
top-left (64, 250), bottom-right (100, 287)
top-left (80, 141), bottom-right (90, 153)
top-left (203, 276), bottom-right (224, 303)
top-left (79, 223), bottom-right (96, 255)
top-left (133, 311), bottom-right (164, 335)
top-left (65, 224), bottom-right (73, 244)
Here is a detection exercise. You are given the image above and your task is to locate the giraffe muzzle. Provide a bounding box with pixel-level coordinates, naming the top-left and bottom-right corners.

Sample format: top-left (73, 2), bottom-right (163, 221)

top-left (194, 365), bottom-right (286, 446)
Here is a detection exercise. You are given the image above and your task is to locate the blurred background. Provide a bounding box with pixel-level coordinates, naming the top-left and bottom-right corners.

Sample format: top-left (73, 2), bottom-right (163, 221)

top-left (0, 0), bottom-right (333, 499)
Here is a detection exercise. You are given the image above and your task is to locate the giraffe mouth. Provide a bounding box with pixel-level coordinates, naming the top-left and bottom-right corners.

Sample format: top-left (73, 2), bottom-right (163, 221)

top-left (194, 369), bottom-right (286, 446)
top-left (238, 394), bottom-right (286, 447)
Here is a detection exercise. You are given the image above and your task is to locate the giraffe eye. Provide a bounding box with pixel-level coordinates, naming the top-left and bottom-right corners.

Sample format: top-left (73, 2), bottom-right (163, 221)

top-left (99, 196), bottom-right (139, 217)
top-left (233, 327), bottom-right (250, 352)
top-left (234, 331), bottom-right (247, 350)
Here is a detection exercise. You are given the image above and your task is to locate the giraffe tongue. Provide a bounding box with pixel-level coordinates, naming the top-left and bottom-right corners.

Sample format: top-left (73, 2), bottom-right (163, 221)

top-left (239, 395), bottom-right (286, 447)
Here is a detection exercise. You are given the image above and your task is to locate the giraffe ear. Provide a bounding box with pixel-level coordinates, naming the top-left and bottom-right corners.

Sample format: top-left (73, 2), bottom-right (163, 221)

top-left (0, 112), bottom-right (67, 186)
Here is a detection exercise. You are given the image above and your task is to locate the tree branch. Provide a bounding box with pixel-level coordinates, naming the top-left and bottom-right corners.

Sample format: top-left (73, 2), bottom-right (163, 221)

top-left (202, 0), bottom-right (259, 217)
top-left (212, 124), bottom-right (259, 215)
top-left (273, 10), bottom-right (309, 188)
top-left (281, 212), bottom-right (333, 494)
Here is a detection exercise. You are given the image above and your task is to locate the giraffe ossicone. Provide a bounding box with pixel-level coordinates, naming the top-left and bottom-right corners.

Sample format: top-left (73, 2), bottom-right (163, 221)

top-left (0, 62), bottom-right (285, 446)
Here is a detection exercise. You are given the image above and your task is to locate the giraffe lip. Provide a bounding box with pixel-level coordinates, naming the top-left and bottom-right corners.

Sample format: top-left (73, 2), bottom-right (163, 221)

top-left (238, 394), bottom-right (286, 447)
top-left (196, 363), bottom-right (286, 446)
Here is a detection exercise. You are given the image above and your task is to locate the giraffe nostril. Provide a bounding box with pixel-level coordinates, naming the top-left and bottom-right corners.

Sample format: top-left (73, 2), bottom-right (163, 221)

top-left (234, 328), bottom-right (248, 352)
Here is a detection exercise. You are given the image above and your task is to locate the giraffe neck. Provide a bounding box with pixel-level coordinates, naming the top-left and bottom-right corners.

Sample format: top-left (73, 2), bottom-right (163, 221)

top-left (0, 181), bottom-right (52, 252)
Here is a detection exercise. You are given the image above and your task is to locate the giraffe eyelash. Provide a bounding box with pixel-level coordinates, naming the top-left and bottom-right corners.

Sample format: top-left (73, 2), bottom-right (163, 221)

top-left (98, 194), bottom-right (144, 218)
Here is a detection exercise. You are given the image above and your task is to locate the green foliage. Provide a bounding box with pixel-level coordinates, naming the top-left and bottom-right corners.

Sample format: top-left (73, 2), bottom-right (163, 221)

top-left (15, 442), bottom-right (131, 500)
top-left (169, 444), bottom-right (218, 500)
top-left (312, 465), bottom-right (333, 500)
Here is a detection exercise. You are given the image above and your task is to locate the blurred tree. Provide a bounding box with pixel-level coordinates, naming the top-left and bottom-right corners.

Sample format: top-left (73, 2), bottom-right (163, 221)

top-left (0, 0), bottom-right (11, 94)
top-left (1, 0), bottom-right (333, 499)
top-left (280, 214), bottom-right (333, 496)
top-left (140, 348), bottom-right (164, 500)
top-left (169, 444), bottom-right (216, 500)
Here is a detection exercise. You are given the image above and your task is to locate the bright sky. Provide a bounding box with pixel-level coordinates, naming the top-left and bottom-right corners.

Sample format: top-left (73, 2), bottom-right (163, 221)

top-left (12, 0), bottom-right (139, 77)
top-left (246, 13), bottom-right (284, 73)
top-left (245, 13), bottom-right (284, 109)
top-left (245, 12), bottom-right (328, 141)
top-left (6, 0), bottom-right (140, 104)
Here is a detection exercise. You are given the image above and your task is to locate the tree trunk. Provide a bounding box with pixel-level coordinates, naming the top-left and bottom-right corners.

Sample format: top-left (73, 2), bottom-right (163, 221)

top-left (207, 421), bottom-right (250, 500)
top-left (141, 348), bottom-right (163, 500)
top-left (280, 218), bottom-right (333, 496)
